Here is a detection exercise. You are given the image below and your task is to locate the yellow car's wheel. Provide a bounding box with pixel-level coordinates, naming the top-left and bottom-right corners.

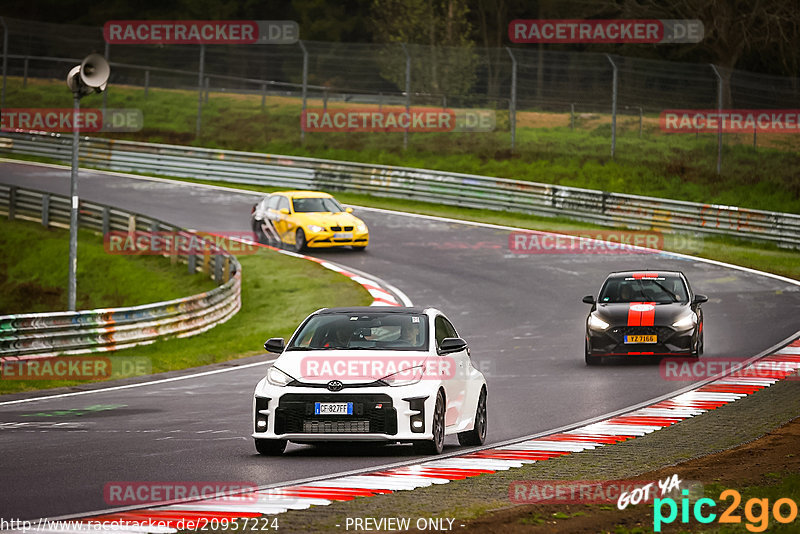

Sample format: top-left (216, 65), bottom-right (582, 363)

top-left (294, 229), bottom-right (307, 252)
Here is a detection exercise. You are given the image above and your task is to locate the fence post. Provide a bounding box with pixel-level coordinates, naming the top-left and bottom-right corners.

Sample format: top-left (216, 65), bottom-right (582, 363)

top-left (144, 69), bottom-right (150, 97)
top-left (0, 17), bottom-right (8, 117)
top-left (23, 56), bottom-right (28, 88)
top-left (102, 42), bottom-right (110, 114)
top-left (204, 76), bottom-right (210, 104)
top-left (261, 83), bottom-right (266, 110)
top-left (41, 193), bottom-right (50, 227)
top-left (401, 43), bottom-right (410, 150)
top-left (298, 40), bottom-right (308, 144)
top-left (188, 252), bottom-right (197, 274)
top-left (505, 47), bottom-right (517, 151)
top-left (638, 106), bottom-right (643, 138)
top-left (605, 54), bottom-right (617, 158)
top-left (710, 64), bottom-right (723, 175)
top-left (570, 103), bottom-right (575, 130)
top-left (214, 255), bottom-right (222, 283)
top-left (753, 128), bottom-right (757, 149)
top-left (196, 43), bottom-right (205, 138)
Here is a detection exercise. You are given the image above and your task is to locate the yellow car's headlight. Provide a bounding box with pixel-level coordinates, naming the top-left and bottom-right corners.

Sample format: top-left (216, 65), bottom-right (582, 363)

top-left (307, 225), bottom-right (325, 233)
top-left (356, 223), bottom-right (368, 233)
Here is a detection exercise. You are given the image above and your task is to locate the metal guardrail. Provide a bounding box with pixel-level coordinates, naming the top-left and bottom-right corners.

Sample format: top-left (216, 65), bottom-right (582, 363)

top-left (1, 131), bottom-right (799, 248)
top-left (0, 183), bottom-right (242, 360)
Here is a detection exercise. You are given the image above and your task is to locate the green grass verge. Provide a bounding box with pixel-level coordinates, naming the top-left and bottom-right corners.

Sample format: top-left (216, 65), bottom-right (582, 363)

top-left (0, 218), bottom-right (215, 313)
top-left (0, 245), bottom-right (372, 395)
top-left (5, 77), bottom-right (800, 214)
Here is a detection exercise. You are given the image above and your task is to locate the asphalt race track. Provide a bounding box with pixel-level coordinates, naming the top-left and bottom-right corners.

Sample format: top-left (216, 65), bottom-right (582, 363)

top-left (1, 160), bottom-right (799, 520)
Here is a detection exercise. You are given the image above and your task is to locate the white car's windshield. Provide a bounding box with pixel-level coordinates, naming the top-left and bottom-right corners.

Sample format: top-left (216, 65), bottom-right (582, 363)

top-left (287, 313), bottom-right (428, 351)
top-left (292, 197), bottom-right (345, 213)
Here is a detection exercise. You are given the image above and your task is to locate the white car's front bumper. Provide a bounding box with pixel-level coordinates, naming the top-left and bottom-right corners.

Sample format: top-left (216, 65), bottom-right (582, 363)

top-left (252, 380), bottom-right (441, 442)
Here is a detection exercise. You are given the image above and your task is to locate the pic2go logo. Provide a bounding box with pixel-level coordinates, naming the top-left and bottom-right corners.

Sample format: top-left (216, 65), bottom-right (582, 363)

top-left (653, 489), bottom-right (798, 532)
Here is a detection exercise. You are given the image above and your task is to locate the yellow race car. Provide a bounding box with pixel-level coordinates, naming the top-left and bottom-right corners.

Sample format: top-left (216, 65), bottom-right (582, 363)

top-left (251, 191), bottom-right (369, 251)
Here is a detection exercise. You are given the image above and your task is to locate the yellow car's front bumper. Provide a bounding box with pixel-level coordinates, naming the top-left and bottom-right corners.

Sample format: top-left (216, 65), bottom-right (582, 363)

top-left (304, 229), bottom-right (369, 248)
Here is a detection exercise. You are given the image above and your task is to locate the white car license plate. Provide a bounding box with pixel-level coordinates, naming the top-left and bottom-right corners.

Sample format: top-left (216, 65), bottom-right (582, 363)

top-left (333, 232), bottom-right (353, 239)
top-left (315, 402), bottom-right (353, 415)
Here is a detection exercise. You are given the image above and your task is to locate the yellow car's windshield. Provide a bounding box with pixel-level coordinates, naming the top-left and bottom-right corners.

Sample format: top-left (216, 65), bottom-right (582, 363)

top-left (292, 197), bottom-right (344, 213)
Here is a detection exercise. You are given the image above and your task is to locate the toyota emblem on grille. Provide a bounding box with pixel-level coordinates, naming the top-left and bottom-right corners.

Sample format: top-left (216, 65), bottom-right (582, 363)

top-left (327, 380), bottom-right (344, 392)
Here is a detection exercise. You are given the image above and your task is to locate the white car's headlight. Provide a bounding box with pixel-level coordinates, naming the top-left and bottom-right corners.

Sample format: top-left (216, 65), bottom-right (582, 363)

top-left (672, 313), bottom-right (697, 329)
top-left (588, 313), bottom-right (610, 331)
top-left (267, 366), bottom-right (294, 387)
top-left (307, 225), bottom-right (325, 233)
top-left (356, 223), bottom-right (368, 233)
top-left (380, 366), bottom-right (423, 387)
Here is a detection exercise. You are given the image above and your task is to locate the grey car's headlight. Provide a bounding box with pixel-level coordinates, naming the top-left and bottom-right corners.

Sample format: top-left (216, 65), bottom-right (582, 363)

top-left (267, 366), bottom-right (294, 387)
top-left (381, 366), bottom-right (423, 387)
top-left (672, 313), bottom-right (697, 329)
top-left (307, 225), bottom-right (325, 233)
top-left (588, 313), bottom-right (610, 331)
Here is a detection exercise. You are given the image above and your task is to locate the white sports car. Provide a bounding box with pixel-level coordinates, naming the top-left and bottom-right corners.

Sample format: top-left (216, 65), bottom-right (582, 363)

top-left (252, 306), bottom-right (488, 455)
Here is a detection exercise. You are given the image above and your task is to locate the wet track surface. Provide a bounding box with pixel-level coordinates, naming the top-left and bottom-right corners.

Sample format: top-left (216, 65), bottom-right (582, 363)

top-left (1, 161), bottom-right (799, 519)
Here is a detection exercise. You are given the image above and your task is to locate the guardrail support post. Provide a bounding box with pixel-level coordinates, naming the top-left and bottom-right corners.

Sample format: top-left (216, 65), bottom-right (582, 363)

top-left (505, 47), bottom-right (517, 151)
top-left (214, 255), bottom-right (222, 283)
top-left (8, 185), bottom-right (16, 220)
top-left (102, 207), bottom-right (110, 236)
top-left (203, 249), bottom-right (211, 276)
top-left (298, 40), bottom-right (308, 144)
top-left (401, 43), bottom-right (410, 150)
top-left (196, 43), bottom-right (205, 138)
top-left (223, 256), bottom-right (230, 283)
top-left (42, 193), bottom-right (50, 227)
top-left (188, 253), bottom-right (197, 274)
top-left (605, 54), bottom-right (617, 158)
top-left (710, 64), bottom-right (723, 175)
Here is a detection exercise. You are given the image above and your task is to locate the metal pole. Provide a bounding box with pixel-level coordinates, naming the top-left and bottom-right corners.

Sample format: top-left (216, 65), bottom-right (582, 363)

top-left (204, 76), bottom-right (209, 104)
top-left (1, 17), bottom-right (8, 115)
top-left (605, 54), bottom-right (617, 158)
top-left (23, 56), bottom-right (28, 88)
top-left (638, 106), bottom-right (643, 138)
top-left (102, 42), bottom-right (109, 113)
top-left (570, 103), bottom-right (575, 130)
top-left (402, 43), bottom-right (410, 150)
top-left (196, 44), bottom-right (205, 138)
top-left (505, 47), bottom-right (517, 151)
top-left (261, 83), bottom-right (266, 110)
top-left (144, 69), bottom-right (149, 97)
top-left (753, 128), bottom-right (757, 149)
top-left (710, 64), bottom-right (723, 175)
top-left (68, 92), bottom-right (80, 311)
top-left (299, 40), bottom-right (308, 143)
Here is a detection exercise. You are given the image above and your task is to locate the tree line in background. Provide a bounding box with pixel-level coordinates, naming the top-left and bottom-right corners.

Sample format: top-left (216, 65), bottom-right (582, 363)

top-left (3, 0), bottom-right (798, 81)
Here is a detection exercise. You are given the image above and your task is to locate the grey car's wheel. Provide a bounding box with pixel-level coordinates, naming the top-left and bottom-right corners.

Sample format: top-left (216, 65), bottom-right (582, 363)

top-left (458, 388), bottom-right (487, 446)
top-left (254, 439), bottom-right (287, 456)
top-left (413, 390), bottom-right (445, 455)
top-left (293, 229), bottom-right (306, 252)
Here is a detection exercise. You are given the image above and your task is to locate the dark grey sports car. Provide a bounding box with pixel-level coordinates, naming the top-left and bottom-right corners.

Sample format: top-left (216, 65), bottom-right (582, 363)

top-left (582, 271), bottom-right (707, 365)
